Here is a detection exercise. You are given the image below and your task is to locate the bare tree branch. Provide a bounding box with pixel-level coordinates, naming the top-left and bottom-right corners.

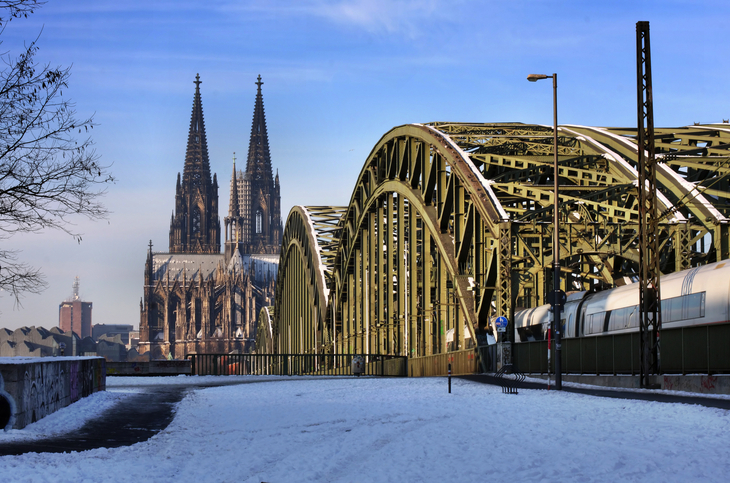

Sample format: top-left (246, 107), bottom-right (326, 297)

top-left (0, 1), bottom-right (43, 29)
top-left (0, 0), bottom-right (113, 305)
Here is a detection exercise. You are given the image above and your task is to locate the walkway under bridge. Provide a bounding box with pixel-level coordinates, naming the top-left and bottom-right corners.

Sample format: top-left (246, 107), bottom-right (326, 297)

top-left (268, 122), bottom-right (730, 375)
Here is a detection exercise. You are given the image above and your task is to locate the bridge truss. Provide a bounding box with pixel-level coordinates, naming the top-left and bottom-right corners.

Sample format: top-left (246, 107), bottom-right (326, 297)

top-left (269, 122), bottom-right (730, 366)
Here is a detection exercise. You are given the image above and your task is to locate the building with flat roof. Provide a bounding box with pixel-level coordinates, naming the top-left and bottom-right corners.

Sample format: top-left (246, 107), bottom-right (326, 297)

top-left (59, 277), bottom-right (93, 339)
top-left (92, 324), bottom-right (133, 345)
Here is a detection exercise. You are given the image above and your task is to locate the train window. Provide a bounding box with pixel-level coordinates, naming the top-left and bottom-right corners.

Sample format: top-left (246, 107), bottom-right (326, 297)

top-left (568, 314), bottom-right (574, 338)
top-left (661, 298), bottom-right (678, 323)
top-left (670, 297), bottom-right (683, 322)
top-left (609, 307), bottom-right (629, 331)
top-left (685, 292), bottom-right (705, 319)
top-left (586, 314), bottom-right (594, 334)
top-left (628, 305), bottom-right (639, 328)
top-left (613, 308), bottom-right (621, 330)
top-left (700, 292), bottom-right (706, 317)
top-left (587, 312), bottom-right (605, 334)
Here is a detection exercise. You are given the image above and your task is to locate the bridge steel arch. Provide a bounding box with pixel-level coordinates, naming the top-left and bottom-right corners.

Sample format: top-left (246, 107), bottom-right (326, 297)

top-left (329, 123), bottom-right (513, 364)
top-left (255, 306), bottom-right (274, 354)
top-left (273, 122), bottom-right (730, 371)
top-left (272, 206), bottom-right (345, 355)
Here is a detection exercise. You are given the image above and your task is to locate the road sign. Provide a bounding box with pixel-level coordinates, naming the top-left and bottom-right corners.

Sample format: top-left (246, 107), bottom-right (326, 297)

top-left (495, 316), bottom-right (508, 332)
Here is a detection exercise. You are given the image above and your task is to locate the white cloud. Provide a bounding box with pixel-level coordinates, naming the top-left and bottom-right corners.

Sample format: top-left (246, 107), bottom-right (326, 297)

top-left (224, 0), bottom-right (454, 39)
top-left (313, 0), bottom-right (443, 37)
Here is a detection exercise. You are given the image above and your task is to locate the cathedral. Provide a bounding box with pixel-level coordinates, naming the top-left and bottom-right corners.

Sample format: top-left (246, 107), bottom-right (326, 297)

top-left (138, 74), bottom-right (282, 360)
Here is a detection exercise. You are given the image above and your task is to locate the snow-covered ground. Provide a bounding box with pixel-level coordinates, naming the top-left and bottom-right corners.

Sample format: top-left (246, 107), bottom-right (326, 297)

top-left (2, 376), bottom-right (729, 482)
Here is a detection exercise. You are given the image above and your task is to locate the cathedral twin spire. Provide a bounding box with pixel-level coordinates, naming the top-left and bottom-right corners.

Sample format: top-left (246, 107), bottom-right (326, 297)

top-left (169, 74), bottom-right (220, 254)
top-left (170, 73), bottom-right (281, 259)
top-left (224, 75), bottom-right (282, 258)
top-left (246, 75), bottom-right (274, 183)
top-left (183, 74), bottom-right (213, 190)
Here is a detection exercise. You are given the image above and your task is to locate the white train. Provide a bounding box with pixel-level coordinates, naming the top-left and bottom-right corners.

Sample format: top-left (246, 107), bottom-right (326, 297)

top-left (514, 259), bottom-right (730, 342)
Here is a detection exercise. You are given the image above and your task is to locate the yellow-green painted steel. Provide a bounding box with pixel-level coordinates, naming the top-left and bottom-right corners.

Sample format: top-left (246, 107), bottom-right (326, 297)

top-left (271, 122), bottom-right (730, 369)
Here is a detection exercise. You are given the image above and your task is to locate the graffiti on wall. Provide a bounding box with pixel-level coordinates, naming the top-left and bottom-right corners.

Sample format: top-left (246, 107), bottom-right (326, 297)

top-left (24, 362), bottom-right (64, 423)
top-left (16, 359), bottom-right (102, 427)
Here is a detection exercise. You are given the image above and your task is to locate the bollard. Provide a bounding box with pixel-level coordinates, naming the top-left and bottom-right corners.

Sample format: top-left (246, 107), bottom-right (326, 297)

top-left (448, 363), bottom-right (452, 393)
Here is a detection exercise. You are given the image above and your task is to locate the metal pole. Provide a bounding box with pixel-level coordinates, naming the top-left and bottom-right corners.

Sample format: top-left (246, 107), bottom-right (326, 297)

top-left (636, 20), bottom-right (661, 388)
top-left (547, 325), bottom-right (551, 390)
top-left (448, 362), bottom-right (452, 393)
top-left (552, 73), bottom-right (562, 391)
top-left (528, 72), bottom-right (562, 390)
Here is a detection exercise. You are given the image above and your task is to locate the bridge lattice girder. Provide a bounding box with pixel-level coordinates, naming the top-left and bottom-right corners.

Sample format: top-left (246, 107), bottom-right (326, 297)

top-left (269, 122), bottom-right (730, 360)
top-left (272, 206), bottom-right (346, 354)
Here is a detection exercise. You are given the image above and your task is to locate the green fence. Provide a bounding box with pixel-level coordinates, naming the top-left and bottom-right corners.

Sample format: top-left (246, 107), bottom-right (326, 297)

top-left (187, 353), bottom-right (408, 377)
top-left (514, 322), bottom-right (730, 375)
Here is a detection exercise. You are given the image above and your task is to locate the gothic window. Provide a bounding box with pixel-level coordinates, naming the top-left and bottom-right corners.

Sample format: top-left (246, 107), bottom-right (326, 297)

top-left (150, 302), bottom-right (160, 328)
top-left (192, 206), bottom-right (201, 236)
top-left (256, 210), bottom-right (263, 234)
top-left (194, 299), bottom-right (202, 337)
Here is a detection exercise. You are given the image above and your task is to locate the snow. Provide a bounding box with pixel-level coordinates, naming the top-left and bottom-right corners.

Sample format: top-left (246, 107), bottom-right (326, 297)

top-left (2, 376), bottom-right (730, 482)
top-left (301, 205), bottom-right (331, 301)
top-left (562, 124), bottom-right (722, 224)
top-left (0, 356), bottom-right (102, 364)
top-left (417, 123), bottom-right (510, 221)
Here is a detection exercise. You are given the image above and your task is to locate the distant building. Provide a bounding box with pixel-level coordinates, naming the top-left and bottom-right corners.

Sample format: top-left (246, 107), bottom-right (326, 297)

top-left (0, 325), bottom-right (135, 361)
top-left (96, 334), bottom-right (128, 362)
top-left (59, 277), bottom-right (93, 339)
top-left (92, 324), bottom-right (133, 345)
top-left (0, 326), bottom-right (80, 357)
top-left (128, 331), bottom-right (140, 351)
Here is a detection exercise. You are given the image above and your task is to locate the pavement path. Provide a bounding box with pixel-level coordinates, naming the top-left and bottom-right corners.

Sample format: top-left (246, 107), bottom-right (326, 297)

top-left (0, 385), bottom-right (187, 456)
top-left (460, 374), bottom-right (730, 410)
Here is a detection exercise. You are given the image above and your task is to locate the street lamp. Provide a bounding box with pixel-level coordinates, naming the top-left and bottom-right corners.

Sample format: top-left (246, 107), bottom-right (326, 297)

top-left (527, 72), bottom-right (562, 390)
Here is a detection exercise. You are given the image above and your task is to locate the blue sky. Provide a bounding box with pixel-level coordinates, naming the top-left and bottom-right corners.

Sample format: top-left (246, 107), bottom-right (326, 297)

top-left (0, 0), bottom-right (727, 331)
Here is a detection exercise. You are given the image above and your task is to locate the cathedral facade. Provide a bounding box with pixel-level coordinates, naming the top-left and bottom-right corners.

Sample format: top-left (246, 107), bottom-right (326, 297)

top-left (138, 75), bottom-right (282, 360)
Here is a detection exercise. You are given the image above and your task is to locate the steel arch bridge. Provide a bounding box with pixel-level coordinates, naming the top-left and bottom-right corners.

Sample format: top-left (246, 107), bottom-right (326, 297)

top-left (270, 122), bottom-right (730, 369)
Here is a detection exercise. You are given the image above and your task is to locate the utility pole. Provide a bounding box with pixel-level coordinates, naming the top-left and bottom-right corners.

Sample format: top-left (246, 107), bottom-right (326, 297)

top-left (636, 20), bottom-right (662, 388)
top-left (527, 72), bottom-right (564, 390)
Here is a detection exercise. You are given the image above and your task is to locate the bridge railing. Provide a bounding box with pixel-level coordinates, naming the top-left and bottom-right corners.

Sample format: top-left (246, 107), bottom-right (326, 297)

top-left (408, 349), bottom-right (481, 377)
top-left (513, 321), bottom-right (730, 375)
top-left (187, 354), bottom-right (408, 377)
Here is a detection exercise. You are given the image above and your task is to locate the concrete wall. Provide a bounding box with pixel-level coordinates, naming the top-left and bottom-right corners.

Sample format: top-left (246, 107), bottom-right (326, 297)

top-left (0, 357), bottom-right (106, 430)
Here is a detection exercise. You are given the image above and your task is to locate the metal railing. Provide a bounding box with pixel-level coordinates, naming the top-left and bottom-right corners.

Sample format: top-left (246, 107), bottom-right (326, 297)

top-left (187, 353), bottom-right (408, 377)
top-left (513, 321), bottom-right (730, 375)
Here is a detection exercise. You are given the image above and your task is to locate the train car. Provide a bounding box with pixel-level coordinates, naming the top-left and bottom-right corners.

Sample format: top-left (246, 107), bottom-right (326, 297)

top-left (514, 259), bottom-right (730, 342)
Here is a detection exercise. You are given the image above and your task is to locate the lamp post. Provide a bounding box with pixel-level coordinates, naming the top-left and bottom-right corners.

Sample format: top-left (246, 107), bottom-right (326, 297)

top-left (527, 73), bottom-right (562, 390)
